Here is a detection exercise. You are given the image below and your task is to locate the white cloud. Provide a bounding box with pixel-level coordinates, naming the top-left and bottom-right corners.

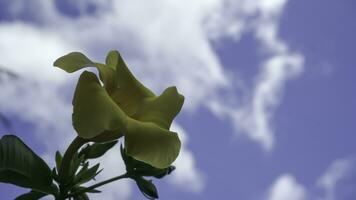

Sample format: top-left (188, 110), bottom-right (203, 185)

top-left (236, 54), bottom-right (304, 150)
top-left (265, 158), bottom-right (356, 200)
top-left (206, 0), bottom-right (305, 150)
top-left (317, 158), bottom-right (356, 200)
top-left (244, 0), bottom-right (305, 150)
top-left (268, 174), bottom-right (307, 200)
top-left (0, 74), bottom-right (74, 151)
top-left (258, 0), bottom-right (288, 15)
top-left (0, 22), bottom-right (77, 84)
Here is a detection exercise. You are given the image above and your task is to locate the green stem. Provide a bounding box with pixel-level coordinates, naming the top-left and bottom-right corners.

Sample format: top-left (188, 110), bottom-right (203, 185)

top-left (58, 136), bottom-right (87, 199)
top-left (67, 173), bottom-right (129, 198)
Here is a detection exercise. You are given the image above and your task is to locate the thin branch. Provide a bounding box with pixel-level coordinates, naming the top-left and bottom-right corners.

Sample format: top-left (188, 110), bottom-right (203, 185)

top-left (66, 173), bottom-right (129, 198)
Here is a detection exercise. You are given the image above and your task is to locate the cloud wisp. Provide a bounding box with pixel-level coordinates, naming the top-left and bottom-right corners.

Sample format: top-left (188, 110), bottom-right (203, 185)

top-left (205, 0), bottom-right (305, 151)
top-left (267, 174), bottom-right (307, 200)
top-left (266, 157), bottom-right (356, 200)
top-left (317, 158), bottom-right (356, 200)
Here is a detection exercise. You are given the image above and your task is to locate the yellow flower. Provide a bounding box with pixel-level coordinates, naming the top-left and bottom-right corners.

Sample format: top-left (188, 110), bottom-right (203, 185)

top-left (54, 50), bottom-right (184, 169)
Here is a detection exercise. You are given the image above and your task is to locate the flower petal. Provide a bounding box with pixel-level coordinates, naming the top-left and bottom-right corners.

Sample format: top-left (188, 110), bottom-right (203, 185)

top-left (54, 52), bottom-right (117, 93)
top-left (109, 51), bottom-right (155, 116)
top-left (72, 71), bottom-right (126, 139)
top-left (53, 52), bottom-right (94, 72)
top-left (109, 52), bottom-right (185, 129)
top-left (94, 63), bottom-right (117, 93)
top-left (105, 50), bottom-right (119, 70)
top-left (133, 86), bottom-right (184, 129)
top-left (124, 118), bottom-right (181, 169)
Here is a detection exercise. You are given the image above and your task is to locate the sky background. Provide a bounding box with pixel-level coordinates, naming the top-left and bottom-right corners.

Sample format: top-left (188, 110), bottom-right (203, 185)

top-left (0, 0), bottom-right (355, 200)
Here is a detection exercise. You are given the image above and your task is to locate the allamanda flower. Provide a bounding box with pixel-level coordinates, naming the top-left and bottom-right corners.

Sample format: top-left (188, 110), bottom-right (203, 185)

top-left (54, 50), bottom-right (184, 169)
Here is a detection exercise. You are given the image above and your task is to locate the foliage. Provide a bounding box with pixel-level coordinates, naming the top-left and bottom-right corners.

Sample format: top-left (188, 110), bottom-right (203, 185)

top-left (0, 50), bottom-right (184, 199)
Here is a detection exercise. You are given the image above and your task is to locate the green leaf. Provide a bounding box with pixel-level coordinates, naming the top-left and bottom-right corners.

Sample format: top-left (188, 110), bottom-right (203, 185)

top-left (52, 168), bottom-right (59, 183)
top-left (15, 190), bottom-right (48, 200)
top-left (73, 163), bottom-right (101, 186)
top-left (76, 161), bottom-right (89, 178)
top-left (73, 193), bottom-right (90, 200)
top-left (79, 140), bottom-right (118, 160)
top-left (87, 189), bottom-right (101, 194)
top-left (136, 177), bottom-right (158, 199)
top-left (134, 164), bottom-right (175, 179)
top-left (153, 166), bottom-right (175, 179)
top-left (72, 71), bottom-right (126, 139)
top-left (73, 186), bottom-right (101, 194)
top-left (68, 153), bottom-right (85, 180)
top-left (125, 118), bottom-right (181, 169)
top-left (0, 135), bottom-right (56, 194)
top-left (55, 151), bottom-right (62, 172)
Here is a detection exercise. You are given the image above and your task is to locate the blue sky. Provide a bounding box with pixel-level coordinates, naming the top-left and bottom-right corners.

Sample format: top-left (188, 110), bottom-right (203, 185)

top-left (1, 0), bottom-right (356, 200)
